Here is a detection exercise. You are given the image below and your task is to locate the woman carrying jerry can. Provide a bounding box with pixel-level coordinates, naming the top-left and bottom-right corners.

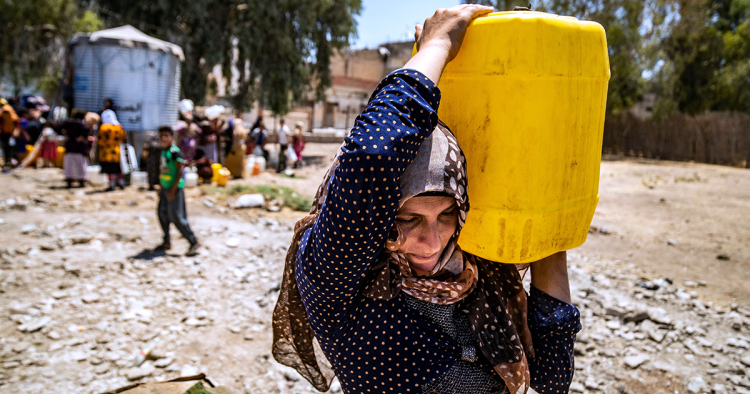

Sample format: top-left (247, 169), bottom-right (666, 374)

top-left (272, 5), bottom-right (596, 394)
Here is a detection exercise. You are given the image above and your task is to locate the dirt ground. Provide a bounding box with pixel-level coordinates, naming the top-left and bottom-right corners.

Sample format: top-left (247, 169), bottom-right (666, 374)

top-left (0, 142), bottom-right (748, 393)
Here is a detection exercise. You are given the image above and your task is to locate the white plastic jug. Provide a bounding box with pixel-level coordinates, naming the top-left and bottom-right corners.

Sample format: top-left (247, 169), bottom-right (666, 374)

top-left (87, 165), bottom-right (107, 186)
top-left (267, 146), bottom-right (278, 166)
top-left (255, 156), bottom-right (266, 172)
top-left (184, 167), bottom-right (199, 188)
top-left (132, 171), bottom-right (148, 187)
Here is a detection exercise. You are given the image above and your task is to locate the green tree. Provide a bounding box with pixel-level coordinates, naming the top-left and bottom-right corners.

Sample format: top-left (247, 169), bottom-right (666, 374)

top-left (0, 2), bottom-right (104, 97)
top-left (657, 0), bottom-right (750, 114)
top-left (73, 10), bottom-right (105, 34)
top-left (0, 0), bottom-right (77, 97)
top-left (463, 0), bottom-right (646, 113)
top-left (93, 0), bottom-right (362, 115)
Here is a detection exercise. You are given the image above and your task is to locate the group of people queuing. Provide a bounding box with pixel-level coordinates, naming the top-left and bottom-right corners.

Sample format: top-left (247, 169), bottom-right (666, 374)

top-left (1, 96), bottom-right (51, 169)
top-left (245, 116), bottom-right (306, 173)
top-left (1, 96), bottom-right (129, 191)
top-left (0, 96), bottom-right (307, 190)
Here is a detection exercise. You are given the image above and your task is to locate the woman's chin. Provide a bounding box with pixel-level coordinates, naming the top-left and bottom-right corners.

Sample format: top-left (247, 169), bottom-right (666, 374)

top-left (406, 256), bottom-right (439, 273)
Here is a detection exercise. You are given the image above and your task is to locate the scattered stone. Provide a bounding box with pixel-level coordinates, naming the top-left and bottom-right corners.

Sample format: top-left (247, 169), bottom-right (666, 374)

top-left (94, 363), bottom-right (110, 375)
top-left (39, 243), bottom-right (57, 251)
top-left (154, 358), bottom-right (173, 368)
top-left (69, 351), bottom-right (88, 362)
top-left (12, 342), bottom-right (30, 353)
top-left (180, 364), bottom-right (199, 377)
top-left (47, 331), bottom-right (60, 340)
top-left (185, 318), bottom-right (208, 326)
top-left (81, 293), bottom-right (101, 303)
top-left (584, 376), bottom-right (599, 389)
top-left (569, 382), bottom-right (585, 393)
top-left (226, 238), bottom-right (240, 248)
top-left (96, 334), bottom-right (113, 344)
top-left (3, 361), bottom-right (20, 369)
top-left (741, 355), bottom-right (750, 367)
top-left (18, 316), bottom-right (51, 332)
top-left (623, 353), bottom-right (650, 369)
top-left (635, 280), bottom-right (659, 291)
top-left (647, 308), bottom-right (672, 325)
top-left (624, 310), bottom-right (650, 323)
top-left (126, 362), bottom-right (155, 380)
top-left (103, 351), bottom-right (121, 361)
top-left (244, 333), bottom-right (254, 341)
top-left (7, 301), bottom-right (31, 315)
top-left (716, 254), bottom-right (730, 260)
top-left (228, 326), bottom-right (242, 334)
top-left (21, 224), bottom-right (37, 234)
top-left (149, 349), bottom-right (167, 360)
top-left (652, 360), bottom-right (678, 374)
top-left (69, 233), bottom-right (94, 244)
top-left (686, 376), bottom-right (706, 393)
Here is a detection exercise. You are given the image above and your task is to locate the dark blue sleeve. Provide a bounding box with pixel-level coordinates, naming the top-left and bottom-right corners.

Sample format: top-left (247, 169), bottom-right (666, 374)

top-left (295, 69), bottom-right (441, 338)
top-left (528, 285), bottom-right (581, 393)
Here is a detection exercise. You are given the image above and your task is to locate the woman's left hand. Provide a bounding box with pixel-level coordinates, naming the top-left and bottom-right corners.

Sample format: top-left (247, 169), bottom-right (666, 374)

top-left (529, 251), bottom-right (572, 304)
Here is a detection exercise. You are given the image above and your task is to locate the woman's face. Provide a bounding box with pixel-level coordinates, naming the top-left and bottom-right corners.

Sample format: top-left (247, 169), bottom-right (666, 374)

top-left (395, 196), bottom-right (458, 272)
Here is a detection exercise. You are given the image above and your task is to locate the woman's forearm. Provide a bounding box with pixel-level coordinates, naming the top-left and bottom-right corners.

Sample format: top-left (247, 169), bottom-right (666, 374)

top-left (530, 251), bottom-right (572, 304)
top-left (402, 45), bottom-right (451, 85)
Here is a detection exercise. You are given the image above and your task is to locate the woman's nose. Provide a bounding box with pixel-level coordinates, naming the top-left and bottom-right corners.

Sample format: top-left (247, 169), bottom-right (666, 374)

top-left (418, 221), bottom-right (442, 252)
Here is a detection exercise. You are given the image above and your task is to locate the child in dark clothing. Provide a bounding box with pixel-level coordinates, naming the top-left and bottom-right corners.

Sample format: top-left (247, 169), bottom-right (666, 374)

top-left (156, 126), bottom-right (200, 256)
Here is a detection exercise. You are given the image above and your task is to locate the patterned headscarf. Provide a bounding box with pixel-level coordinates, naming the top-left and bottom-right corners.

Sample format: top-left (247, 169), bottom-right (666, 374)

top-left (272, 123), bottom-right (534, 394)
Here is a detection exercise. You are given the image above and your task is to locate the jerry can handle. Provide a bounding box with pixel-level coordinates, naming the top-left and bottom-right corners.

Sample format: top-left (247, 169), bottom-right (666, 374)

top-left (513, 5), bottom-right (532, 10)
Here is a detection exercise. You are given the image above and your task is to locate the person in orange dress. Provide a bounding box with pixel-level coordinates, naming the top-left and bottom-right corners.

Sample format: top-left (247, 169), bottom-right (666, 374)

top-left (98, 109), bottom-right (127, 191)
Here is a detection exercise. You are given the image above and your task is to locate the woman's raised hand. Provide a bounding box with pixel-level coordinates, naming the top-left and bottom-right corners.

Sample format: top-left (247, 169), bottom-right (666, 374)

top-left (416, 5), bottom-right (493, 63)
top-left (405, 5), bottom-right (493, 83)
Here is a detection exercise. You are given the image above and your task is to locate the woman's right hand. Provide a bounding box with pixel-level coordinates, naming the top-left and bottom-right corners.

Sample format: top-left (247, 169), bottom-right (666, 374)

top-left (416, 5), bottom-right (493, 63)
top-left (404, 4), bottom-right (493, 83)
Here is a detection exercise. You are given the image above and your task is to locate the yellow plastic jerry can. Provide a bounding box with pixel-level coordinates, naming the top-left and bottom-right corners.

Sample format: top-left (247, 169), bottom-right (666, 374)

top-left (433, 11), bottom-right (610, 263)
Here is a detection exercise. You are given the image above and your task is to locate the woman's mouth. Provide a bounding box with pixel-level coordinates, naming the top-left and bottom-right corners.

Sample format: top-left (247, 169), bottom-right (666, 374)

top-left (409, 252), bottom-right (438, 262)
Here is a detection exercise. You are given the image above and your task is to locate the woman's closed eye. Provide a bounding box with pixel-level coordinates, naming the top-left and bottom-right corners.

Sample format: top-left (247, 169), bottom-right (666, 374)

top-left (439, 207), bottom-right (457, 217)
top-left (396, 216), bottom-right (418, 225)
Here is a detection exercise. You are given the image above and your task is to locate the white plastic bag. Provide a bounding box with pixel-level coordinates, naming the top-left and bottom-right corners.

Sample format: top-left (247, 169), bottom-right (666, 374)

top-left (286, 146), bottom-right (297, 162)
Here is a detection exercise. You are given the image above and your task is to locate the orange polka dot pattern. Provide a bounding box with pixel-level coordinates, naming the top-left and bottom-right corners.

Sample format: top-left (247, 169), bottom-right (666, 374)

top-left (98, 123), bottom-right (127, 163)
top-left (271, 70), bottom-right (582, 394)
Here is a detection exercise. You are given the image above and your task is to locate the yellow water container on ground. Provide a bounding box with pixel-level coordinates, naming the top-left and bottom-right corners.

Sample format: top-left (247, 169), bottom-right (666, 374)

top-left (216, 167), bottom-right (231, 187)
top-left (211, 163), bottom-right (223, 183)
top-left (55, 147), bottom-right (65, 168)
top-left (434, 11), bottom-right (610, 263)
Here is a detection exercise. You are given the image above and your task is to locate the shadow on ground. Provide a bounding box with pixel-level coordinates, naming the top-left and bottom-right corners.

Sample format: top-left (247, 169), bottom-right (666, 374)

top-left (128, 248), bottom-right (180, 260)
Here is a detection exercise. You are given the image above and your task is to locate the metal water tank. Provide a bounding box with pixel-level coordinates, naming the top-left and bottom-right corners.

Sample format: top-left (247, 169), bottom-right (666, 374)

top-left (69, 25), bottom-right (184, 133)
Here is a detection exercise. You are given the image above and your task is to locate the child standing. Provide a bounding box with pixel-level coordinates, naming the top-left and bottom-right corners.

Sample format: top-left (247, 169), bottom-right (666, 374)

top-left (39, 127), bottom-right (59, 167)
top-left (156, 126), bottom-right (200, 256)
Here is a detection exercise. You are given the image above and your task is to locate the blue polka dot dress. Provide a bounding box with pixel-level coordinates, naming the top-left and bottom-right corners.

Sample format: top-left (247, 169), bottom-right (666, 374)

top-left (293, 69), bottom-right (581, 393)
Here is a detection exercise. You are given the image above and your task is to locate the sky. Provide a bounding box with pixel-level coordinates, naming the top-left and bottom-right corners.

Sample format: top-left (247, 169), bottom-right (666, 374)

top-left (352, 0), bottom-right (465, 49)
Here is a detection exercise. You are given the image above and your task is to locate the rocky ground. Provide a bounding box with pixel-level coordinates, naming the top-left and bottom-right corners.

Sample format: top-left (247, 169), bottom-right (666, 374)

top-left (0, 144), bottom-right (748, 393)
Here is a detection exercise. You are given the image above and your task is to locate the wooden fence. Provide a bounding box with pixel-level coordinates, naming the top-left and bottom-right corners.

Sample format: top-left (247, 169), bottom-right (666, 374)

top-left (602, 112), bottom-right (750, 167)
